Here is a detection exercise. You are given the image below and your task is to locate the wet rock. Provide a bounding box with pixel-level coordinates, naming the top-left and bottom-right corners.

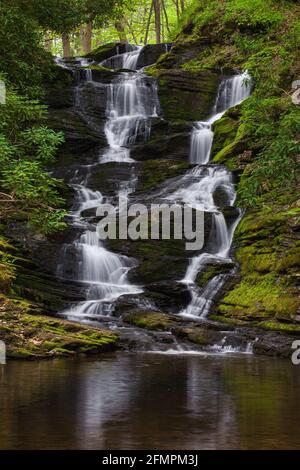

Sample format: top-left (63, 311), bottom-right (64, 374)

top-left (123, 309), bottom-right (181, 331)
top-left (172, 325), bottom-right (221, 346)
top-left (44, 65), bottom-right (74, 108)
top-left (145, 281), bottom-right (192, 313)
top-left (136, 159), bottom-right (191, 192)
top-left (133, 120), bottom-right (192, 161)
top-left (136, 44), bottom-right (172, 69)
top-left (221, 206), bottom-right (241, 222)
top-left (47, 108), bottom-right (105, 153)
top-left (155, 69), bottom-right (220, 122)
top-left (86, 42), bottom-right (129, 62)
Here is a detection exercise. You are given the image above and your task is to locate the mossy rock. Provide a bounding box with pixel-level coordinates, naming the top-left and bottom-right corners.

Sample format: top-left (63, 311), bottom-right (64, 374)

top-left (86, 42), bottom-right (127, 62)
top-left (211, 112), bottom-right (240, 155)
top-left (173, 325), bottom-right (220, 346)
top-left (196, 260), bottom-right (235, 288)
top-left (123, 310), bottom-right (180, 331)
top-left (137, 159), bottom-right (190, 192)
top-left (0, 296), bottom-right (119, 359)
top-left (212, 122), bottom-right (248, 165)
top-left (156, 69), bottom-right (220, 122)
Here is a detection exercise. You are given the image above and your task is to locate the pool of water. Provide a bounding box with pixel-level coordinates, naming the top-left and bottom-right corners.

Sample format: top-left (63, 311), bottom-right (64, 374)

top-left (0, 352), bottom-right (299, 449)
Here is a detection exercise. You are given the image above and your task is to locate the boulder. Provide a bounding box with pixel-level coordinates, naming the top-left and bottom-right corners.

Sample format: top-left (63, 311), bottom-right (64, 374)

top-left (136, 43), bottom-right (172, 68)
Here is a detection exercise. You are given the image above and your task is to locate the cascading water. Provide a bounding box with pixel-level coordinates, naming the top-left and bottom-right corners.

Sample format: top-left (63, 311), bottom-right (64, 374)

top-left (100, 45), bottom-right (143, 70)
top-left (57, 47), bottom-right (159, 320)
top-left (189, 71), bottom-right (251, 165)
top-left (102, 72), bottom-right (159, 163)
top-left (56, 46), bottom-right (251, 341)
top-left (175, 72), bottom-right (251, 318)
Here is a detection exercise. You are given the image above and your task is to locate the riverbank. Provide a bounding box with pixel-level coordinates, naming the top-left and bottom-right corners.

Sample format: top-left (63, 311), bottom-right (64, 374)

top-left (1, 297), bottom-right (118, 359)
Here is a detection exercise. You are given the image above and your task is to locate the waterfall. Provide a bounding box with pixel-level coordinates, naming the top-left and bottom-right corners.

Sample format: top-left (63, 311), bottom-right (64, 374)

top-left (189, 124), bottom-right (214, 164)
top-left (100, 45), bottom-right (143, 70)
top-left (178, 72), bottom-right (251, 318)
top-left (189, 71), bottom-right (251, 165)
top-left (59, 181), bottom-right (142, 319)
top-left (56, 51), bottom-right (251, 323)
top-left (102, 72), bottom-right (159, 163)
top-left (57, 51), bottom-right (158, 321)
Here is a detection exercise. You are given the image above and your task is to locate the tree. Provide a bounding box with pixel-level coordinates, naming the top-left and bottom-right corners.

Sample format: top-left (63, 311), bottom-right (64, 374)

top-left (18, 0), bottom-right (84, 57)
top-left (153, 0), bottom-right (161, 43)
top-left (80, 0), bottom-right (126, 53)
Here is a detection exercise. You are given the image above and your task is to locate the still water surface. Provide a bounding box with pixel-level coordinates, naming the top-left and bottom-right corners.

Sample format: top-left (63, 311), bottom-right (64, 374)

top-left (0, 352), bottom-right (299, 449)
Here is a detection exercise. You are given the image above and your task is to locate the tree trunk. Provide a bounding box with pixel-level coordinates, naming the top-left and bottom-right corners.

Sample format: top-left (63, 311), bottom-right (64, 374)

top-left (62, 33), bottom-right (71, 58)
top-left (80, 20), bottom-right (93, 54)
top-left (161, 0), bottom-right (170, 35)
top-left (153, 0), bottom-right (161, 44)
top-left (115, 19), bottom-right (128, 44)
top-left (180, 0), bottom-right (185, 13)
top-left (144, 1), bottom-right (154, 44)
top-left (125, 18), bottom-right (138, 45)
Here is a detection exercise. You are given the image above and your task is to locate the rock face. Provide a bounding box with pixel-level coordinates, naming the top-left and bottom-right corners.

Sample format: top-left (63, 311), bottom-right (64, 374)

top-left (154, 69), bottom-right (220, 122)
top-left (136, 44), bottom-right (172, 69)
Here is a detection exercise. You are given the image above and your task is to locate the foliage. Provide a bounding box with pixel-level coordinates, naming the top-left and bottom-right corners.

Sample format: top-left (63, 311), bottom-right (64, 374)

top-left (0, 1), bottom-right (68, 235)
top-left (169, 0), bottom-right (300, 208)
top-left (0, 2), bottom-right (53, 98)
top-left (0, 88), bottom-right (66, 234)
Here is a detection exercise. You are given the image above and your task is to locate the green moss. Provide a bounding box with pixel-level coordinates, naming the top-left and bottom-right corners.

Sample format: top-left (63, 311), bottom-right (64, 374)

top-left (211, 113), bottom-right (240, 155)
top-left (212, 122), bottom-right (248, 164)
top-left (258, 321), bottom-right (300, 333)
top-left (0, 296), bottom-right (119, 359)
top-left (124, 311), bottom-right (178, 331)
top-left (196, 261), bottom-right (234, 288)
top-left (139, 159), bottom-right (190, 192)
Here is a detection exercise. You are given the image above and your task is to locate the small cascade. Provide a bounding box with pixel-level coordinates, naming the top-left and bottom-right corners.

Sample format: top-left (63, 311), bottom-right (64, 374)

top-left (189, 123), bottom-right (213, 164)
top-left (102, 72), bottom-right (159, 163)
top-left (215, 70), bottom-right (252, 113)
top-left (189, 71), bottom-right (251, 165)
top-left (100, 45), bottom-right (143, 70)
top-left (177, 72), bottom-right (251, 318)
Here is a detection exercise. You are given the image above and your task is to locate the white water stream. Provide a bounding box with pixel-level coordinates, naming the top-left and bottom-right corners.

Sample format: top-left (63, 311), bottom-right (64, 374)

top-left (175, 71), bottom-right (251, 318)
top-left (58, 47), bottom-right (159, 319)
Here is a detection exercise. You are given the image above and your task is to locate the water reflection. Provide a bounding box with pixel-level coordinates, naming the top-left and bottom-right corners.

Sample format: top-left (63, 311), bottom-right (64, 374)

top-left (0, 353), bottom-right (299, 449)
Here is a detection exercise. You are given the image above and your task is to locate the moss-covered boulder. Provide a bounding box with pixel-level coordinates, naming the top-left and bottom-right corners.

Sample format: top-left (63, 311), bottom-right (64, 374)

top-left (123, 310), bottom-right (180, 331)
top-left (0, 296), bottom-right (118, 359)
top-left (86, 42), bottom-right (127, 62)
top-left (151, 69), bottom-right (220, 122)
top-left (136, 159), bottom-right (190, 193)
